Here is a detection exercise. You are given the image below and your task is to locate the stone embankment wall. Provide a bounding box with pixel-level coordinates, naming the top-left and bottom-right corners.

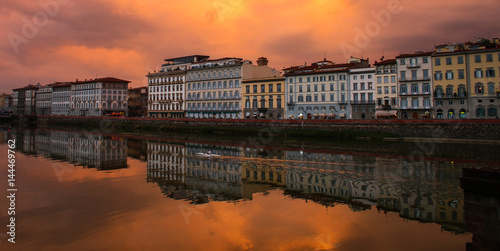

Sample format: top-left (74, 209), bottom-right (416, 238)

top-left (31, 115), bottom-right (500, 140)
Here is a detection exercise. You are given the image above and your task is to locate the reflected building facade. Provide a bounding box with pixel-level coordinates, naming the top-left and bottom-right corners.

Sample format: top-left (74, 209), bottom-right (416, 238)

top-left (11, 129), bottom-right (128, 171)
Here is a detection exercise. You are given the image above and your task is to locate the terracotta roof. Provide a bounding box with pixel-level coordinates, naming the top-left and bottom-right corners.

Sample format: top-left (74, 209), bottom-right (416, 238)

top-left (72, 77), bottom-right (130, 84)
top-left (51, 82), bottom-right (71, 88)
top-left (396, 51), bottom-right (433, 58)
top-left (13, 84), bottom-right (40, 91)
top-left (283, 62), bottom-right (364, 76)
top-left (374, 59), bottom-right (397, 65)
top-left (191, 57), bottom-right (243, 64)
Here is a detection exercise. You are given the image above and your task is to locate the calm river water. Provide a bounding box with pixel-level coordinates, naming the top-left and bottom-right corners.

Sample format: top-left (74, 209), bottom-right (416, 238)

top-left (1, 127), bottom-right (499, 250)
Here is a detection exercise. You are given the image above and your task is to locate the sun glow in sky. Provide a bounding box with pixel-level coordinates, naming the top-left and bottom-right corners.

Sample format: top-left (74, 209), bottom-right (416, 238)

top-left (0, 0), bottom-right (499, 92)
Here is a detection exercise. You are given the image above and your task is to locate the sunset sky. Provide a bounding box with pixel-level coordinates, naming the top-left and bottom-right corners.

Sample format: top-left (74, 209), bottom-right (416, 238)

top-left (1, 0), bottom-right (499, 93)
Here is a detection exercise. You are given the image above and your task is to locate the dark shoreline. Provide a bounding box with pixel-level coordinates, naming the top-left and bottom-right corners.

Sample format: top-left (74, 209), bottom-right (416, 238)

top-left (11, 115), bottom-right (500, 140)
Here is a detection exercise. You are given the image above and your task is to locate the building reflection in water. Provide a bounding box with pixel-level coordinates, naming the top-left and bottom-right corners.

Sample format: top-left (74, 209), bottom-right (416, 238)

top-left (10, 128), bottom-right (128, 171)
top-left (461, 167), bottom-right (500, 251)
top-left (4, 128), bottom-right (469, 235)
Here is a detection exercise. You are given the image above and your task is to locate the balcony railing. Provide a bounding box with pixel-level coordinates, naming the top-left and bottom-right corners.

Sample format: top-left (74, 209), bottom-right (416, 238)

top-left (407, 63), bottom-right (421, 68)
top-left (350, 101), bottom-right (376, 105)
top-left (399, 77), bottom-right (431, 82)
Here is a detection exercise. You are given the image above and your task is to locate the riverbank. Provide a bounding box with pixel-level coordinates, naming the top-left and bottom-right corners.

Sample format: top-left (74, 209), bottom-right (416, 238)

top-left (17, 115), bottom-right (500, 140)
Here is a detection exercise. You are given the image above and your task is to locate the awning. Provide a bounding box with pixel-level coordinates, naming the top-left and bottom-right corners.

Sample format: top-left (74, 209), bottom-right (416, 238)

top-left (375, 110), bottom-right (397, 117)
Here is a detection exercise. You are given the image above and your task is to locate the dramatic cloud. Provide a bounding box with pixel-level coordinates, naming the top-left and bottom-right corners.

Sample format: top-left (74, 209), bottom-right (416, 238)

top-left (0, 0), bottom-right (499, 93)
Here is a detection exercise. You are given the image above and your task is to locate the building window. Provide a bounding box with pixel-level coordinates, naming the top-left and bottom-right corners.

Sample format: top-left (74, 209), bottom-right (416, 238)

top-left (422, 57), bottom-right (428, 63)
top-left (486, 68), bottom-right (495, 78)
top-left (475, 83), bottom-right (484, 94)
top-left (446, 71), bottom-right (454, 80)
top-left (423, 69), bottom-right (429, 80)
top-left (277, 83), bottom-right (282, 92)
top-left (299, 85), bottom-right (303, 92)
top-left (400, 58), bottom-right (405, 65)
top-left (377, 87), bottom-right (382, 94)
top-left (245, 86), bottom-right (250, 93)
top-left (277, 95), bottom-right (282, 108)
top-left (446, 57), bottom-right (452, 65)
top-left (411, 98), bottom-right (419, 108)
top-left (475, 55), bottom-right (481, 63)
top-left (391, 86), bottom-right (396, 94)
top-left (435, 72), bottom-right (443, 80)
top-left (269, 95), bottom-right (274, 108)
top-left (423, 84), bottom-right (430, 93)
top-left (486, 54), bottom-right (493, 62)
top-left (488, 83), bottom-right (495, 94)
top-left (435, 58), bottom-right (441, 66)
top-left (353, 83), bottom-right (358, 90)
top-left (321, 84), bottom-right (325, 91)
top-left (436, 86), bottom-right (443, 97)
top-left (330, 94), bottom-right (334, 101)
top-left (424, 98), bottom-right (431, 108)
top-left (411, 84), bottom-right (418, 94)
top-left (384, 86), bottom-right (389, 94)
top-left (474, 69), bottom-right (483, 78)
top-left (269, 84), bottom-right (273, 93)
top-left (377, 77), bottom-right (381, 84)
top-left (400, 85), bottom-right (407, 94)
top-left (458, 69), bottom-right (465, 79)
top-left (476, 108), bottom-right (485, 117)
top-left (306, 95), bottom-right (312, 102)
top-left (400, 71), bottom-right (406, 81)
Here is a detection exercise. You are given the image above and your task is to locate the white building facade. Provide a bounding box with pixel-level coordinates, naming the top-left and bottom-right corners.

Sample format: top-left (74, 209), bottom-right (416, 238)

top-left (284, 58), bottom-right (369, 119)
top-left (350, 67), bottom-right (376, 119)
top-left (147, 55), bottom-right (209, 118)
top-left (373, 59), bottom-right (399, 118)
top-left (69, 77), bottom-right (129, 117)
top-left (185, 57), bottom-right (279, 119)
top-left (396, 52), bottom-right (434, 119)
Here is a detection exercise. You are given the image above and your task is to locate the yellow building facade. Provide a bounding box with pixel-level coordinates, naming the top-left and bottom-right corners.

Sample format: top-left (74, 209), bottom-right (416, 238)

top-left (242, 76), bottom-right (285, 119)
top-left (432, 38), bottom-right (500, 118)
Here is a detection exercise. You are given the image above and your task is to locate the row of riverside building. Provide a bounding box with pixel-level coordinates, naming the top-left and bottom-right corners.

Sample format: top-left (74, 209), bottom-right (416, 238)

top-left (8, 37), bottom-right (500, 119)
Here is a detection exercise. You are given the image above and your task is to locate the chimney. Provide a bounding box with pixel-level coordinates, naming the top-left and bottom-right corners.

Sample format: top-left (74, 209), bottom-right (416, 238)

top-left (257, 57), bottom-right (268, 66)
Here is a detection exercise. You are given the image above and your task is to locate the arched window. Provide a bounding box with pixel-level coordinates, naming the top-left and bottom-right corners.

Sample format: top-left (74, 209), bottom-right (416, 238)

top-left (476, 107), bottom-right (485, 117)
top-left (436, 109), bottom-right (443, 119)
top-left (459, 109), bottom-right (466, 119)
top-left (488, 107), bottom-right (498, 117)
top-left (448, 109), bottom-right (454, 119)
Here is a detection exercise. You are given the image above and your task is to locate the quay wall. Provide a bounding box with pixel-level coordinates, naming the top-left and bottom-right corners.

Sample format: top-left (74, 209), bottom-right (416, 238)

top-left (29, 115), bottom-right (500, 140)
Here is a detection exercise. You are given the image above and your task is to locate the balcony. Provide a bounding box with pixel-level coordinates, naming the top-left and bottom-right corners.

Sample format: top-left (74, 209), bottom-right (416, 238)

top-left (350, 101), bottom-right (376, 105)
top-left (407, 63), bottom-right (421, 68)
top-left (434, 92), bottom-right (467, 99)
top-left (287, 102), bottom-right (295, 106)
top-left (399, 77), bottom-right (431, 82)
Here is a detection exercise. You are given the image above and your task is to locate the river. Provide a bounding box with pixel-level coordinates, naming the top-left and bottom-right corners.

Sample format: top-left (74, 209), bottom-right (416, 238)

top-left (1, 127), bottom-right (499, 250)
